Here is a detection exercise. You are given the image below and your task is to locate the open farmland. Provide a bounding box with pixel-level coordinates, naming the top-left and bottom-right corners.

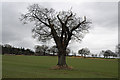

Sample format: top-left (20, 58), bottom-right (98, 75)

top-left (2, 55), bottom-right (118, 78)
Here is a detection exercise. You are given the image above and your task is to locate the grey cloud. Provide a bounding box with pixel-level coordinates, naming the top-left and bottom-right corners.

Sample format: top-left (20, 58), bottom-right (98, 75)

top-left (119, 2), bottom-right (120, 43)
top-left (2, 3), bottom-right (34, 47)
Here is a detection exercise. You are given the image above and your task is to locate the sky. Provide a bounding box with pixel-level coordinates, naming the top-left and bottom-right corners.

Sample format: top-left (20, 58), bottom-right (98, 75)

top-left (1, 2), bottom-right (118, 54)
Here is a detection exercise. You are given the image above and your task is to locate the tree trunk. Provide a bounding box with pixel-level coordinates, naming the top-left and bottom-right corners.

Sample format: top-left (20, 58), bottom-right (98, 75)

top-left (57, 54), bottom-right (67, 66)
top-left (57, 50), bottom-right (67, 66)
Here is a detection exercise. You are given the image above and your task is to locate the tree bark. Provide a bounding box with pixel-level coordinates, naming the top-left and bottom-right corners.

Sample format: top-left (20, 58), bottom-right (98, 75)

top-left (57, 49), bottom-right (67, 66)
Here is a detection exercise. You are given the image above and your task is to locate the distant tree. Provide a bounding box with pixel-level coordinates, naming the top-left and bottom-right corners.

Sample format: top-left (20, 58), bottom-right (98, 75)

top-left (70, 51), bottom-right (76, 56)
top-left (50, 46), bottom-right (70, 56)
top-left (3, 44), bottom-right (12, 54)
top-left (103, 51), bottom-right (109, 58)
top-left (95, 54), bottom-right (97, 57)
top-left (24, 49), bottom-right (34, 55)
top-left (73, 52), bottom-right (76, 56)
top-left (4, 44), bottom-right (12, 48)
top-left (99, 50), bottom-right (104, 58)
top-left (103, 50), bottom-right (116, 58)
top-left (2, 44), bottom-right (34, 55)
top-left (91, 54), bottom-right (94, 57)
top-left (35, 45), bottom-right (42, 56)
top-left (50, 45), bottom-right (58, 56)
top-left (66, 48), bottom-right (70, 56)
top-left (111, 53), bottom-right (117, 57)
top-left (35, 45), bottom-right (48, 56)
top-left (20, 47), bottom-right (25, 55)
top-left (115, 44), bottom-right (120, 57)
top-left (20, 4), bottom-right (91, 67)
top-left (78, 48), bottom-right (90, 58)
top-left (78, 49), bottom-right (84, 57)
top-left (91, 54), bottom-right (97, 58)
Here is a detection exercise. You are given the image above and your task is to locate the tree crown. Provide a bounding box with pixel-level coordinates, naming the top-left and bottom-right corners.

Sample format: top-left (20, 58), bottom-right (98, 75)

top-left (20, 4), bottom-right (91, 43)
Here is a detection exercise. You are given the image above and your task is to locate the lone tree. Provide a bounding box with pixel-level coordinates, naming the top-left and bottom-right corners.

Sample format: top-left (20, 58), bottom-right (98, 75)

top-left (78, 48), bottom-right (90, 58)
top-left (103, 50), bottom-right (117, 58)
top-left (20, 4), bottom-right (91, 68)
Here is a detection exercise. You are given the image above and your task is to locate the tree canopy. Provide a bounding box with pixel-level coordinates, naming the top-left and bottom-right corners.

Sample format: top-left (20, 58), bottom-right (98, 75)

top-left (20, 4), bottom-right (91, 44)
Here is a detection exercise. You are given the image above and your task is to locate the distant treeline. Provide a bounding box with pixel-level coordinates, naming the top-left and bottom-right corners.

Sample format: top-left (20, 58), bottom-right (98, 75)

top-left (1, 44), bottom-right (69, 56)
top-left (1, 44), bottom-right (120, 58)
top-left (1, 44), bottom-right (34, 55)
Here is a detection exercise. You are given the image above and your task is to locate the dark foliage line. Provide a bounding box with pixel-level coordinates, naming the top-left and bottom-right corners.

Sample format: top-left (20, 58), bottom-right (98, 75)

top-left (1, 44), bottom-right (34, 55)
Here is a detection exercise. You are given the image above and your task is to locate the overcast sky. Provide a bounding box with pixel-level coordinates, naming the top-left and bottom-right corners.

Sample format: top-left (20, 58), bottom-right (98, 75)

top-left (1, 2), bottom-right (118, 54)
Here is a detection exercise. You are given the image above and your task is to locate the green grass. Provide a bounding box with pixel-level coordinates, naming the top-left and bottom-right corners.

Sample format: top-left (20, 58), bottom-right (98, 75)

top-left (2, 55), bottom-right (118, 78)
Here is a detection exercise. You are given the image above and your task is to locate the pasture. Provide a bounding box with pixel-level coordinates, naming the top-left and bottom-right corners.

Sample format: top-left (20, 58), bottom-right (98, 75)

top-left (2, 55), bottom-right (118, 78)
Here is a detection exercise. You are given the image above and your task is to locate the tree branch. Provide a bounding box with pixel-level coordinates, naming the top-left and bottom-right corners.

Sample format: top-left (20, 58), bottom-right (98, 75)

top-left (65, 12), bottom-right (73, 25)
top-left (71, 16), bottom-right (86, 32)
top-left (57, 14), bottom-right (63, 25)
top-left (33, 13), bottom-right (50, 27)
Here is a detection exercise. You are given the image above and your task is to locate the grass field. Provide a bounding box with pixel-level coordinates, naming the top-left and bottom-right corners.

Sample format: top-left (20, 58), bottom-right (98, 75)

top-left (2, 55), bottom-right (118, 78)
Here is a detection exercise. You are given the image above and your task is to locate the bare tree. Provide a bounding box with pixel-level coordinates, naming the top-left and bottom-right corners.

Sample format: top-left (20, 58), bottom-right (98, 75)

top-left (20, 4), bottom-right (91, 68)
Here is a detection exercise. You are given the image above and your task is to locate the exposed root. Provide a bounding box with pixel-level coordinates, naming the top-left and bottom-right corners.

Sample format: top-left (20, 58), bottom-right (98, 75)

top-left (50, 65), bottom-right (73, 70)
